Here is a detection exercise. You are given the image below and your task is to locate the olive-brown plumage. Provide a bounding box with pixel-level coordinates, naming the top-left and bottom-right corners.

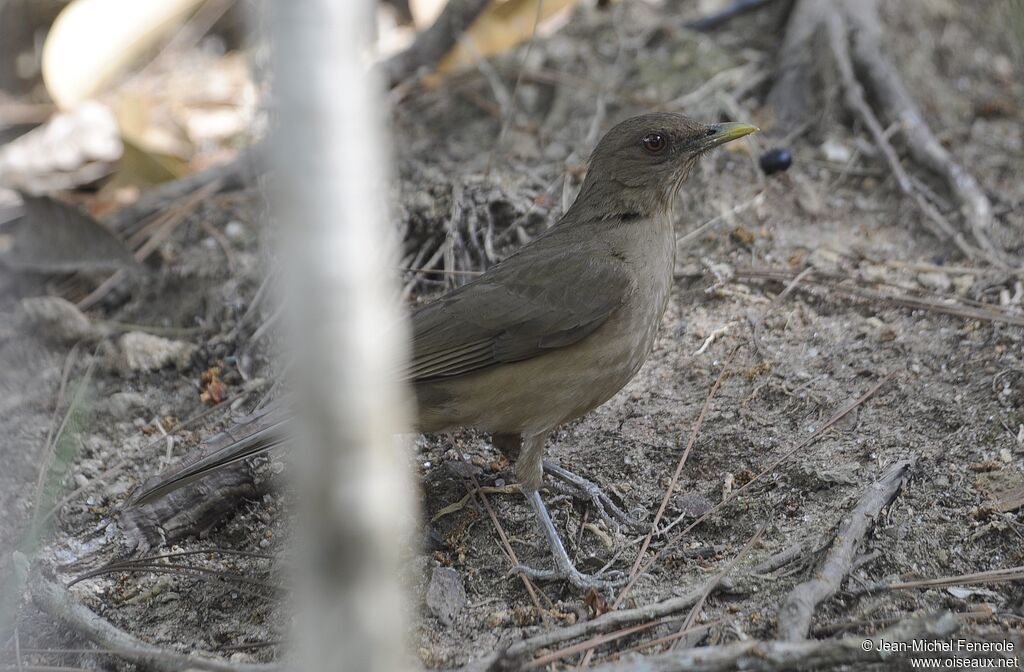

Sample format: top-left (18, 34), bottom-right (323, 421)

top-left (126, 113), bottom-right (757, 590)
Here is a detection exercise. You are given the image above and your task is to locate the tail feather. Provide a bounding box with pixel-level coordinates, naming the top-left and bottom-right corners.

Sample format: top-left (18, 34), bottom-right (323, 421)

top-left (125, 405), bottom-right (291, 508)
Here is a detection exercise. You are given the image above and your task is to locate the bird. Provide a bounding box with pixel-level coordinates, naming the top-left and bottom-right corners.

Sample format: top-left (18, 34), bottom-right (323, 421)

top-left (124, 113), bottom-right (757, 591)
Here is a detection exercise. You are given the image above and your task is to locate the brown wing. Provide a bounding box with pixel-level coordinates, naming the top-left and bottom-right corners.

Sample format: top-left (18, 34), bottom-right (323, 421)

top-left (408, 235), bottom-right (633, 381)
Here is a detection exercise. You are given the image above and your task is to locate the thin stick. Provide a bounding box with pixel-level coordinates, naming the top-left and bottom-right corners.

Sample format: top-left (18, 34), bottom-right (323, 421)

top-left (522, 619), bottom-right (663, 669)
top-left (30, 574), bottom-right (277, 672)
top-left (600, 620), bottom-right (720, 661)
top-left (577, 524), bottom-right (764, 670)
top-left (482, 573), bottom-right (726, 670)
top-left (844, 0), bottom-right (1016, 269)
top-left (467, 477), bottom-right (548, 618)
top-left (675, 523), bottom-right (766, 645)
top-left (487, 0), bottom-right (545, 175)
top-left (623, 349), bottom-right (738, 592)
top-left (853, 565), bottom-right (1024, 596)
top-left (380, 0), bottom-right (490, 88)
top-left (586, 612), bottom-right (979, 672)
top-left (676, 193), bottom-right (764, 247)
top-left (776, 459), bottom-right (914, 640)
top-left (736, 267), bottom-right (1024, 327)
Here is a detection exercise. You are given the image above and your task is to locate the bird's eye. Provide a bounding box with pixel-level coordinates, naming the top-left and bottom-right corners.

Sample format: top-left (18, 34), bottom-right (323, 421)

top-left (641, 133), bottom-right (667, 153)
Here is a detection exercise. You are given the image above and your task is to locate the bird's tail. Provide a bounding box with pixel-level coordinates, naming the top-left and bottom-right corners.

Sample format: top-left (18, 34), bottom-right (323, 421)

top-left (124, 404), bottom-right (291, 508)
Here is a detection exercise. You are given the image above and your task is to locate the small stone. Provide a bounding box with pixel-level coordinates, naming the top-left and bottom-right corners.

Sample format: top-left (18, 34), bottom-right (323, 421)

top-left (791, 171), bottom-right (823, 215)
top-left (485, 610), bottom-right (507, 628)
top-left (426, 566), bottom-right (466, 626)
top-left (225, 221), bottom-right (246, 238)
top-left (952, 274), bottom-right (975, 296)
top-left (674, 491), bottom-right (713, 518)
top-left (860, 264), bottom-right (888, 282)
top-left (444, 460), bottom-right (481, 479)
top-left (820, 138), bottom-right (852, 163)
top-left (118, 332), bottom-right (196, 372)
top-left (917, 271), bottom-right (952, 292)
top-left (102, 391), bottom-right (147, 416)
top-left (807, 248), bottom-right (843, 272)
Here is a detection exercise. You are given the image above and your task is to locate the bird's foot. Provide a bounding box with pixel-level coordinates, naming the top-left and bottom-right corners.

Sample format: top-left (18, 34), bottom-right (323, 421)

top-left (511, 562), bottom-right (626, 592)
top-left (543, 460), bottom-right (645, 533)
top-left (522, 489), bottom-right (626, 594)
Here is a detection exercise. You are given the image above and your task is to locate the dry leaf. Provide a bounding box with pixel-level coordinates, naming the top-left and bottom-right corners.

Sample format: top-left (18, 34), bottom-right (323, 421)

top-left (42, 0), bottom-right (206, 109)
top-left (0, 102), bottom-right (121, 194)
top-left (0, 193), bottom-right (136, 272)
top-left (432, 0), bottom-right (578, 80)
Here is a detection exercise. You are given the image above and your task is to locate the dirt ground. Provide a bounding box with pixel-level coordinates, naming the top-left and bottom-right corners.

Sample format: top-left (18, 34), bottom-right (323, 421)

top-left (2, 0), bottom-right (1023, 670)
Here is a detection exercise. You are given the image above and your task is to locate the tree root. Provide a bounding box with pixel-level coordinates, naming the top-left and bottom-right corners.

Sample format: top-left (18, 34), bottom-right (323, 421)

top-left (768, 0), bottom-right (1019, 270)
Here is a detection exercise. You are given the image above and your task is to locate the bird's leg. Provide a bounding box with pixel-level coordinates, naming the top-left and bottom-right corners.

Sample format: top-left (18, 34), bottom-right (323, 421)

top-left (543, 460), bottom-right (645, 533)
top-left (499, 432), bottom-right (624, 592)
top-left (512, 489), bottom-right (626, 592)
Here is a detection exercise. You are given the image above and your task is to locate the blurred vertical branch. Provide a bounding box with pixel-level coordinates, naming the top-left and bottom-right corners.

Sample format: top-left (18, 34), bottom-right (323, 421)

top-left (1008, 0), bottom-right (1024, 69)
top-left (269, 0), bottom-right (416, 670)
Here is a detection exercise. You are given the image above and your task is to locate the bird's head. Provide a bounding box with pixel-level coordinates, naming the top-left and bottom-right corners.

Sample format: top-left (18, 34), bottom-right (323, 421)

top-left (572, 112), bottom-right (757, 219)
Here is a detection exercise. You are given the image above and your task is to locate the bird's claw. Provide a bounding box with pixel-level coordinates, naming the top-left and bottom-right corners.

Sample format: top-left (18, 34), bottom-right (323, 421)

top-left (543, 461), bottom-right (645, 533)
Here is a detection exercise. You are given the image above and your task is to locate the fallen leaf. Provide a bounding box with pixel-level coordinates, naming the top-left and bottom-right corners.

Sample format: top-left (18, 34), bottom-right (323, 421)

top-left (42, 0), bottom-right (206, 109)
top-left (0, 193), bottom-right (137, 272)
top-left (432, 0), bottom-right (578, 81)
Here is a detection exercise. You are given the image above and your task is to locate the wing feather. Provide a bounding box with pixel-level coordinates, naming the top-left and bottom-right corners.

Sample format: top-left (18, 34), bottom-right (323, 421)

top-left (408, 234), bottom-right (633, 382)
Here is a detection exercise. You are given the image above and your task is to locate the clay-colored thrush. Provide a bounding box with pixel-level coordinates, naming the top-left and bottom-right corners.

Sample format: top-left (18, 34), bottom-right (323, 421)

top-left (127, 113), bottom-right (757, 590)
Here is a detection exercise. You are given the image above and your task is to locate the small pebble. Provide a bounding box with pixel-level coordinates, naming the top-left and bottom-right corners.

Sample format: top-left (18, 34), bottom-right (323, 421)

top-left (758, 148), bottom-right (792, 175)
top-left (426, 567), bottom-right (466, 627)
top-left (820, 138), bottom-right (852, 163)
top-left (225, 220), bottom-right (246, 239)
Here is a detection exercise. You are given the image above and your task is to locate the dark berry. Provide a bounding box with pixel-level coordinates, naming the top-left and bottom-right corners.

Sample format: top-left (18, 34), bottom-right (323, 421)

top-left (759, 148), bottom-right (792, 175)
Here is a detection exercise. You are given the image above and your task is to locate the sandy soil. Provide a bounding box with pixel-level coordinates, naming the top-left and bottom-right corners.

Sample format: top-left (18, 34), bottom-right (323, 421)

top-left (2, 1), bottom-right (1022, 669)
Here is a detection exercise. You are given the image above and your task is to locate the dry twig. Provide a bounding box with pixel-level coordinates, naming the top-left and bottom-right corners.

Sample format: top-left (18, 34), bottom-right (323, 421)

top-left (467, 477), bottom-right (548, 619)
top-left (776, 459), bottom-right (914, 640)
top-left (622, 350), bottom-right (737, 598)
top-left (736, 267), bottom-right (1024, 327)
top-left (586, 612), bottom-right (1002, 672)
top-left (476, 573), bottom-right (726, 671)
top-left (103, 145), bottom-right (263, 234)
top-left (30, 573), bottom-right (276, 672)
top-left (852, 565), bottom-right (1024, 597)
